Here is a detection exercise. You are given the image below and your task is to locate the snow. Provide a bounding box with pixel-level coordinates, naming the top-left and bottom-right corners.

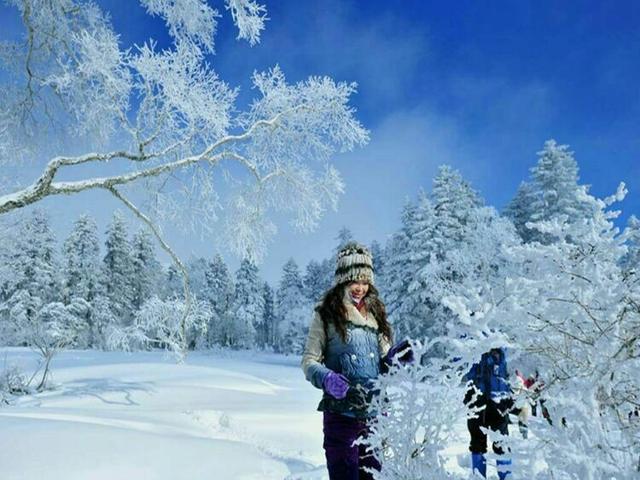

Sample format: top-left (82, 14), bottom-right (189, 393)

top-left (0, 348), bottom-right (330, 480)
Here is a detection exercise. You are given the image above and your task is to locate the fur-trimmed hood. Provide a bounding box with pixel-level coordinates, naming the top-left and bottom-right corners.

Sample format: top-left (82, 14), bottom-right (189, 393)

top-left (342, 295), bottom-right (379, 330)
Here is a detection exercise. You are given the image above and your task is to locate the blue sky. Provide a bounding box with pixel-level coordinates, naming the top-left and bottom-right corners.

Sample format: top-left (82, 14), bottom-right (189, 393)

top-left (2, 1), bottom-right (639, 283)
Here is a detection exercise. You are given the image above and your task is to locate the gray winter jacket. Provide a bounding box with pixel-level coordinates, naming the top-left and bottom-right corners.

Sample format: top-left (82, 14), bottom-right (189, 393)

top-left (301, 298), bottom-right (391, 417)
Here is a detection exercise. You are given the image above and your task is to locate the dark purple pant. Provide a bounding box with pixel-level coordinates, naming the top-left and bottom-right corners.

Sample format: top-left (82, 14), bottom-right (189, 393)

top-left (323, 411), bottom-right (381, 480)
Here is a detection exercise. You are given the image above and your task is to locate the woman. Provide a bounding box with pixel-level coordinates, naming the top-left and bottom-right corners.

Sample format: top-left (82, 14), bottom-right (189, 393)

top-left (301, 242), bottom-right (408, 480)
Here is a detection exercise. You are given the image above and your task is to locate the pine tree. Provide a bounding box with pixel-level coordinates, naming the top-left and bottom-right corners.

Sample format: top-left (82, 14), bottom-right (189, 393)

top-left (260, 282), bottom-right (276, 349)
top-left (622, 215), bottom-right (640, 272)
top-left (275, 258), bottom-right (310, 354)
top-left (335, 227), bottom-right (354, 254)
top-left (228, 259), bottom-right (264, 348)
top-left (504, 181), bottom-right (536, 242)
top-left (187, 256), bottom-right (209, 299)
top-left (402, 191), bottom-right (438, 337)
top-left (62, 214), bottom-right (102, 347)
top-left (382, 199), bottom-right (416, 321)
top-left (431, 165), bottom-right (482, 249)
top-left (63, 214), bottom-right (101, 304)
top-left (3, 210), bottom-right (62, 336)
top-left (505, 140), bottom-right (590, 244)
top-left (304, 259), bottom-right (332, 303)
top-left (102, 211), bottom-right (134, 324)
top-left (204, 254), bottom-right (234, 347)
top-left (370, 240), bottom-right (385, 285)
top-left (163, 264), bottom-right (183, 300)
top-left (131, 229), bottom-right (162, 310)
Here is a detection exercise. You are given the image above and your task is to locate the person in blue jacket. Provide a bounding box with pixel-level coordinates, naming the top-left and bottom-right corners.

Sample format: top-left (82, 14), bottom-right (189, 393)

top-left (464, 347), bottom-right (513, 479)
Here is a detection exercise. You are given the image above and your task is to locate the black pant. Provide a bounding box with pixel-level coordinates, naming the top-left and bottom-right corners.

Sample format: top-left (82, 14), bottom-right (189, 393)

top-left (468, 402), bottom-right (509, 454)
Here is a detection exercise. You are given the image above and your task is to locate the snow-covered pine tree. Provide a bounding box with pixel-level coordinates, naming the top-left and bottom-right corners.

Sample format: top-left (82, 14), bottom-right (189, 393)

top-left (186, 256), bottom-right (209, 300)
top-left (335, 227), bottom-right (354, 255)
top-left (1, 210), bottom-right (62, 344)
top-left (275, 258), bottom-right (310, 354)
top-left (62, 213), bottom-right (102, 346)
top-left (504, 181), bottom-right (536, 243)
top-left (203, 254), bottom-right (234, 347)
top-left (496, 183), bottom-right (640, 479)
top-left (431, 164), bottom-right (482, 250)
top-left (62, 214), bottom-right (101, 303)
top-left (621, 215), bottom-right (640, 273)
top-left (260, 281), bottom-right (276, 349)
top-left (228, 259), bottom-right (264, 349)
top-left (304, 259), bottom-right (332, 303)
top-left (131, 229), bottom-right (162, 311)
top-left (382, 199), bottom-right (416, 324)
top-left (0, 210), bottom-right (93, 389)
top-left (370, 240), bottom-right (385, 286)
top-left (505, 140), bottom-right (591, 244)
top-left (102, 211), bottom-right (134, 325)
top-left (367, 205), bottom-right (520, 480)
top-left (163, 264), bottom-right (183, 300)
top-left (15, 209), bottom-right (61, 305)
top-left (385, 165), bottom-right (483, 342)
top-left (401, 190), bottom-right (438, 338)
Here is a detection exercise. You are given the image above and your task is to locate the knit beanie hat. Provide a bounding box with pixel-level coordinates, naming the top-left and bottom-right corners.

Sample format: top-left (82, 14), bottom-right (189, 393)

top-left (335, 242), bottom-right (374, 286)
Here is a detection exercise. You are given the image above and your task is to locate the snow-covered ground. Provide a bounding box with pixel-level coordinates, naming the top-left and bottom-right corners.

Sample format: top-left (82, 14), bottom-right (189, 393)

top-left (0, 348), bottom-right (472, 480)
top-left (0, 348), bottom-right (334, 480)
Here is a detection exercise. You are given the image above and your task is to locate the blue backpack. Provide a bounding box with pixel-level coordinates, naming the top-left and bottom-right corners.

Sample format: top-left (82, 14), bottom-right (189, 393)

top-left (465, 348), bottom-right (511, 401)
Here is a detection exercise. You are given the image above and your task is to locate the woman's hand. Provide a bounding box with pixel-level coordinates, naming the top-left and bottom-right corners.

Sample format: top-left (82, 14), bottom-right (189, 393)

top-left (385, 339), bottom-right (414, 366)
top-left (323, 371), bottom-right (350, 399)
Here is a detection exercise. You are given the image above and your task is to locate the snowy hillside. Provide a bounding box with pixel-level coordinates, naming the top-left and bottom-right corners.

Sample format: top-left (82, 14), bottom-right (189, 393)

top-left (0, 349), bottom-right (336, 480)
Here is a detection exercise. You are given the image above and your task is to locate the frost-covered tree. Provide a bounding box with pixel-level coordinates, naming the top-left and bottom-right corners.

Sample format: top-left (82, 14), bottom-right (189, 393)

top-left (304, 259), bottom-right (332, 303)
top-left (228, 259), bottom-right (264, 348)
top-left (503, 181), bottom-right (535, 242)
top-left (374, 182), bottom-right (640, 479)
top-left (0, 210), bottom-right (62, 344)
top-left (11, 209), bottom-right (61, 304)
top-left (108, 296), bottom-right (210, 360)
top-left (163, 264), bottom-right (184, 300)
top-left (102, 211), bottom-right (134, 323)
top-left (186, 256), bottom-right (209, 300)
top-left (275, 258), bottom-right (310, 353)
top-left (505, 140), bottom-right (590, 243)
top-left (367, 205), bottom-right (520, 479)
top-left (370, 240), bottom-right (385, 284)
top-left (367, 340), bottom-right (469, 480)
top-left (62, 214), bottom-right (101, 304)
top-left (90, 294), bottom-right (117, 350)
top-left (203, 254), bottom-right (234, 346)
top-left (496, 183), bottom-right (640, 479)
top-left (131, 229), bottom-right (163, 310)
top-left (385, 167), bottom-right (488, 341)
top-left (259, 281), bottom-right (276, 348)
top-left (431, 164), bottom-right (482, 249)
top-left (335, 227), bottom-right (354, 254)
top-left (381, 199), bottom-right (415, 321)
top-left (62, 213), bottom-right (102, 346)
top-left (621, 215), bottom-right (640, 273)
top-left (0, 0), bottom-right (368, 352)
top-left (400, 191), bottom-right (438, 338)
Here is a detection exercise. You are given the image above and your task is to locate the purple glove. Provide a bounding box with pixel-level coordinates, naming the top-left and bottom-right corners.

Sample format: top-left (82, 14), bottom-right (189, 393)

top-left (323, 371), bottom-right (350, 399)
top-left (385, 339), bottom-right (414, 365)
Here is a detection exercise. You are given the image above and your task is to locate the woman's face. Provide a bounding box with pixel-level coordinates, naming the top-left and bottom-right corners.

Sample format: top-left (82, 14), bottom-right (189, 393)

top-left (347, 281), bottom-right (369, 303)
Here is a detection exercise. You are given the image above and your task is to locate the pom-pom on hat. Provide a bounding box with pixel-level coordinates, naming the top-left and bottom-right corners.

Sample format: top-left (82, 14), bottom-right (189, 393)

top-left (335, 242), bottom-right (374, 286)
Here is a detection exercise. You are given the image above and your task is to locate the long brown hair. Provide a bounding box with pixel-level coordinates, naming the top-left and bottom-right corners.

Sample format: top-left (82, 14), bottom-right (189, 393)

top-left (316, 282), bottom-right (393, 344)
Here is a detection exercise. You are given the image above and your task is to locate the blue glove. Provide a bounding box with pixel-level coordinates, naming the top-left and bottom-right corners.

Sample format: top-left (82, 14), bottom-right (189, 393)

top-left (323, 371), bottom-right (350, 399)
